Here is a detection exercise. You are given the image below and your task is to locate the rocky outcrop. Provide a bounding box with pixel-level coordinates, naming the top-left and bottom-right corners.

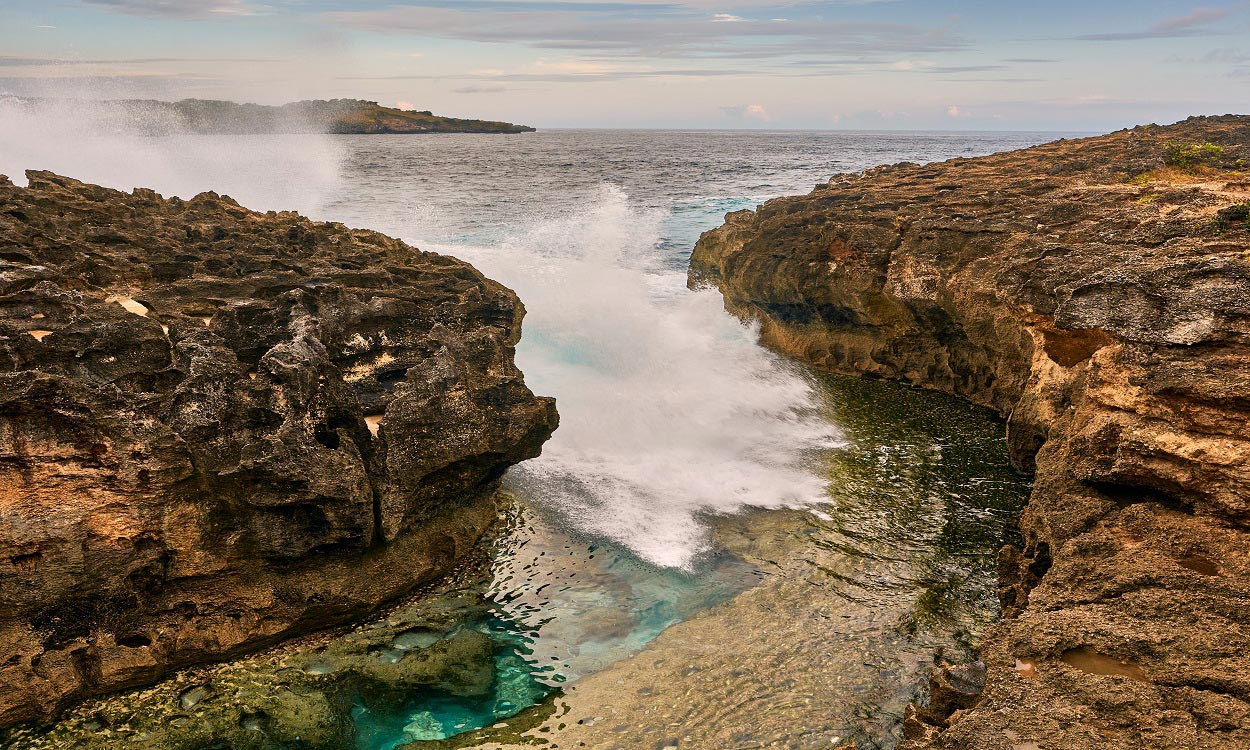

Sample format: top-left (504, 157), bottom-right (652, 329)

top-left (0, 172), bottom-right (557, 728)
top-left (3, 97), bottom-right (537, 135)
top-left (691, 116), bottom-right (1250, 749)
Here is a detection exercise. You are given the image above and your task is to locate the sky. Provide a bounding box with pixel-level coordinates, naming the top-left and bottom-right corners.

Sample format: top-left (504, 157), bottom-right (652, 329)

top-left (0, 0), bottom-right (1248, 130)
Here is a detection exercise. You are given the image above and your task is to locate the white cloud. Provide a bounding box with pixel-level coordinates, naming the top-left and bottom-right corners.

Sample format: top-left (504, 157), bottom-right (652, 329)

top-left (322, 6), bottom-right (967, 64)
top-left (531, 59), bottom-right (616, 75)
top-left (722, 102), bottom-right (771, 121)
top-left (1077, 6), bottom-right (1232, 40)
top-left (81, 0), bottom-right (266, 18)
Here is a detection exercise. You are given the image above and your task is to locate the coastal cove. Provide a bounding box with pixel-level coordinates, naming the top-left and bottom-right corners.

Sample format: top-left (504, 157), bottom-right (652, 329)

top-left (0, 129), bottom-right (1053, 748)
top-left (3, 0), bottom-right (1246, 746)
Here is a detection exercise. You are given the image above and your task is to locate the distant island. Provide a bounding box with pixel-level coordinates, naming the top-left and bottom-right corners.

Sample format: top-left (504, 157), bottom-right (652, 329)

top-left (4, 97), bottom-right (536, 135)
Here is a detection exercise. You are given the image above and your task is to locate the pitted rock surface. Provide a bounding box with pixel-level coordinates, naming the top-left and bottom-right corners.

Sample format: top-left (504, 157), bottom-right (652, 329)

top-left (691, 116), bottom-right (1250, 749)
top-left (0, 171), bottom-right (557, 727)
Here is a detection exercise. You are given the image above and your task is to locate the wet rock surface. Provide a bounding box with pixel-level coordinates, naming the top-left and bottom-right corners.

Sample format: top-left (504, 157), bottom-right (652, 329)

top-left (690, 115), bottom-right (1250, 749)
top-left (0, 172), bottom-right (557, 729)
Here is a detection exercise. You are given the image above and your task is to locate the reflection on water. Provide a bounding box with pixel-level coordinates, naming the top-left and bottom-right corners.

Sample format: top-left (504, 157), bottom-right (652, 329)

top-left (813, 372), bottom-right (1026, 636)
top-left (803, 372), bottom-right (1028, 745)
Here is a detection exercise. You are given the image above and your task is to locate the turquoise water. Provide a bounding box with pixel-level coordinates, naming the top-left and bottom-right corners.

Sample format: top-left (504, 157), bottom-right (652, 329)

top-left (347, 503), bottom-right (759, 748)
top-left (349, 615), bottom-right (556, 746)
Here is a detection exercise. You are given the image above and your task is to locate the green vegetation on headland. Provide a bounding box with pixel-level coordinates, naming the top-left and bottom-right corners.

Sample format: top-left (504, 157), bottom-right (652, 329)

top-left (7, 96), bottom-right (536, 134)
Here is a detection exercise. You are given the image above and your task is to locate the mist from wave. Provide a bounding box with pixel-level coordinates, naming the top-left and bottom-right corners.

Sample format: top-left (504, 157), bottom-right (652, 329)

top-left (444, 184), bottom-right (841, 569)
top-left (0, 96), bottom-right (344, 211)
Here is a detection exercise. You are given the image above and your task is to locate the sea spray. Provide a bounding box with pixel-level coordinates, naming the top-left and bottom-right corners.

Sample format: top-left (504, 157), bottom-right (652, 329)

top-left (446, 185), bottom-right (842, 569)
top-left (0, 96), bottom-right (343, 211)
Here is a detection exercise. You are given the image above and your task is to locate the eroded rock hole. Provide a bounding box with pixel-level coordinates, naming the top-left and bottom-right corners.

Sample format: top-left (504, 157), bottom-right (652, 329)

top-left (1178, 554), bottom-right (1220, 576)
top-left (313, 423), bottom-right (341, 450)
top-left (117, 634), bottom-right (152, 648)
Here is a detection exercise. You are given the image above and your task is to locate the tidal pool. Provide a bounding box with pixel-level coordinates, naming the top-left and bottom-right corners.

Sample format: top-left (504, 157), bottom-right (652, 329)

top-left (4, 372), bottom-right (1028, 750)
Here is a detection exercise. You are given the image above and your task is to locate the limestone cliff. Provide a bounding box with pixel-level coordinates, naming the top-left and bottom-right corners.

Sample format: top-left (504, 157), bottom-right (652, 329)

top-left (691, 116), bottom-right (1250, 749)
top-left (0, 172), bottom-right (557, 727)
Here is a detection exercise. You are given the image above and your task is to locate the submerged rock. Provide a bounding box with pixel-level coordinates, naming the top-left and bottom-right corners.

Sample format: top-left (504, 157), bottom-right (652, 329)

top-left (691, 116), bottom-right (1250, 748)
top-left (0, 171), bottom-right (557, 728)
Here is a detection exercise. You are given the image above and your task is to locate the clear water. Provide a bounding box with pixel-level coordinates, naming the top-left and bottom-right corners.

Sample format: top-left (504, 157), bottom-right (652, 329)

top-left (340, 505), bottom-right (760, 748)
top-left (0, 119), bottom-right (1057, 748)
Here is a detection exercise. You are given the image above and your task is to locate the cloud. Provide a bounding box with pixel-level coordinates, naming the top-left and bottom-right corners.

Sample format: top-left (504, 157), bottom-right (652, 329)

top-left (0, 55), bottom-right (278, 67)
top-left (1203, 47), bottom-right (1250, 63)
top-left (1076, 6), bottom-right (1231, 41)
top-left (722, 102), bottom-right (770, 121)
top-left (322, 4), bottom-right (966, 64)
top-left (531, 59), bottom-right (616, 73)
top-left (395, 100), bottom-right (414, 109)
top-left (891, 60), bottom-right (1004, 74)
top-left (946, 104), bottom-right (962, 117)
top-left (341, 67), bottom-right (757, 82)
top-left (453, 85), bottom-right (509, 93)
top-left (80, 0), bottom-right (267, 18)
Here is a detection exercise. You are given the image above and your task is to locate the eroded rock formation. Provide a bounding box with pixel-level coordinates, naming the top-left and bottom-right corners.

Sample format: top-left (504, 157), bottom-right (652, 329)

top-left (691, 116), bottom-right (1250, 749)
top-left (0, 172), bottom-right (557, 727)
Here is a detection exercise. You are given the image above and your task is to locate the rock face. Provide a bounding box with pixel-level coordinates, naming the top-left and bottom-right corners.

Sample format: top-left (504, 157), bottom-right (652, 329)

top-left (0, 172), bottom-right (557, 728)
top-left (691, 116), bottom-right (1250, 749)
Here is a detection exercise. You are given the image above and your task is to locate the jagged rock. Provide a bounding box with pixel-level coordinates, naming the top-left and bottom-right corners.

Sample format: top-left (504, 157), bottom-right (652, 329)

top-left (691, 116), bottom-right (1250, 749)
top-left (916, 661), bottom-right (987, 727)
top-left (0, 171), bottom-right (557, 728)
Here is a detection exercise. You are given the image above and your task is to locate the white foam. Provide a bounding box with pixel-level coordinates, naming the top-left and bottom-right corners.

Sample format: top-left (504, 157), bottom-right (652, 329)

top-left (446, 185), bottom-right (841, 569)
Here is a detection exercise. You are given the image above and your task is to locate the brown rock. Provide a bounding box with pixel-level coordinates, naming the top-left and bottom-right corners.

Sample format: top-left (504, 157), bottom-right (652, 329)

top-left (0, 172), bottom-right (557, 728)
top-left (690, 115), bottom-right (1250, 749)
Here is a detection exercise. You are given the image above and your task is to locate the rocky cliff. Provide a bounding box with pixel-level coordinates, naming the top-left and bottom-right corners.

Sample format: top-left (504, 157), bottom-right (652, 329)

top-left (690, 116), bottom-right (1250, 749)
top-left (0, 172), bottom-right (557, 727)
